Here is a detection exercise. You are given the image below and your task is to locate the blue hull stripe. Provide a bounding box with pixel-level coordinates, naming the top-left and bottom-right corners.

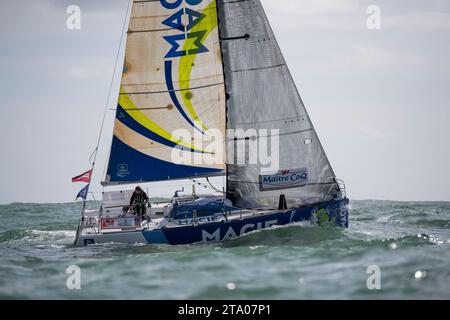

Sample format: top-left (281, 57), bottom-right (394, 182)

top-left (142, 199), bottom-right (349, 245)
top-left (141, 229), bottom-right (168, 244)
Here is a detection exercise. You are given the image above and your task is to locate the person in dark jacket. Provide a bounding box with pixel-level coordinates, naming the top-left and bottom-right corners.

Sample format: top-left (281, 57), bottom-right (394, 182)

top-left (130, 186), bottom-right (149, 219)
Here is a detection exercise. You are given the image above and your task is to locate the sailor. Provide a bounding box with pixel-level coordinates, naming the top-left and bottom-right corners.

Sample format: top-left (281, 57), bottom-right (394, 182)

top-left (130, 186), bottom-right (149, 220)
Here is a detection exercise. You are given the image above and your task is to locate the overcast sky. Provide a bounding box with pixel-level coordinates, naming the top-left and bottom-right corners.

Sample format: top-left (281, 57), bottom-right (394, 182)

top-left (0, 0), bottom-right (449, 204)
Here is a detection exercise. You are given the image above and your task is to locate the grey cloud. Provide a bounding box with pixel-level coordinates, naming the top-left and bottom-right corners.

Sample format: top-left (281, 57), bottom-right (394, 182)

top-left (0, 0), bottom-right (449, 203)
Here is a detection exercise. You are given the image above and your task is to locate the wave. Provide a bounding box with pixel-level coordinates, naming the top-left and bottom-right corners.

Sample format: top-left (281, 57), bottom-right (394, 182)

top-left (0, 229), bottom-right (75, 246)
top-left (0, 200), bottom-right (448, 252)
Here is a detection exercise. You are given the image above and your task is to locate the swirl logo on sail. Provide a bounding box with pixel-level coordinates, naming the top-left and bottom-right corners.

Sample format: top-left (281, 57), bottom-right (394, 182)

top-left (160, 0), bottom-right (213, 134)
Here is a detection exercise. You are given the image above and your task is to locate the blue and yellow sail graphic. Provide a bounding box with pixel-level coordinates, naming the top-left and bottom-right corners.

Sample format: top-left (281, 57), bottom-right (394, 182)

top-left (104, 0), bottom-right (226, 184)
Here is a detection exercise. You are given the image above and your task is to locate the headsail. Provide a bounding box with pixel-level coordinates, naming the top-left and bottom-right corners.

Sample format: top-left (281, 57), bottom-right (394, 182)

top-left (104, 0), bottom-right (226, 185)
top-left (217, 0), bottom-right (341, 208)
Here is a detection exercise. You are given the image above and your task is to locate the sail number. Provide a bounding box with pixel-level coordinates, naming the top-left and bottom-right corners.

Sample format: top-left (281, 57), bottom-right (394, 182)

top-left (160, 0), bottom-right (210, 58)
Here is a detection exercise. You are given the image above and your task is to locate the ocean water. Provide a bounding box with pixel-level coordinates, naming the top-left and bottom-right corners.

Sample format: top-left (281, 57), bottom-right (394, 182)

top-left (0, 200), bottom-right (449, 300)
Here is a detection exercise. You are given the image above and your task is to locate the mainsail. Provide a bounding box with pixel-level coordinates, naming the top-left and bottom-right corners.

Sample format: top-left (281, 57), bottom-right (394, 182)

top-left (104, 0), bottom-right (226, 184)
top-left (103, 0), bottom-right (340, 209)
top-left (218, 0), bottom-right (340, 208)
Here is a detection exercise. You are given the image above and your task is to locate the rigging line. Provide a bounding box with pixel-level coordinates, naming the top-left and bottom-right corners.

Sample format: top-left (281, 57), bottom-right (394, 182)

top-left (88, 147), bottom-right (97, 165)
top-left (222, 0), bottom-right (248, 4)
top-left (108, 106), bottom-right (171, 111)
top-left (230, 63), bottom-right (286, 74)
top-left (192, 178), bottom-right (225, 194)
top-left (234, 114), bottom-right (308, 126)
top-left (192, 179), bottom-right (211, 191)
top-left (227, 128), bottom-right (314, 141)
top-left (120, 82), bottom-right (225, 95)
top-left (127, 27), bottom-right (172, 34)
top-left (91, 0), bottom-right (132, 169)
top-left (206, 177), bottom-right (225, 194)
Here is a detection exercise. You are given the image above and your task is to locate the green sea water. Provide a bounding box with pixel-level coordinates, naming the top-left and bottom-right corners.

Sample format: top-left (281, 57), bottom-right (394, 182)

top-left (0, 200), bottom-right (449, 299)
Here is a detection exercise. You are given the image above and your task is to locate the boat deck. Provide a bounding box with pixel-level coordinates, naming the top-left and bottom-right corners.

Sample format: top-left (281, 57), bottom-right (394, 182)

top-left (82, 208), bottom-right (287, 236)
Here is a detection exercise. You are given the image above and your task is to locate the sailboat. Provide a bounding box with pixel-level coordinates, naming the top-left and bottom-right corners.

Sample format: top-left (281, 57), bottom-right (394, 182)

top-left (74, 0), bottom-right (349, 247)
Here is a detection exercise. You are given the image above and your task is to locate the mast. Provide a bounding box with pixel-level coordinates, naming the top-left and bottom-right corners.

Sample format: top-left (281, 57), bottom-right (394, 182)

top-left (214, 0), bottom-right (231, 201)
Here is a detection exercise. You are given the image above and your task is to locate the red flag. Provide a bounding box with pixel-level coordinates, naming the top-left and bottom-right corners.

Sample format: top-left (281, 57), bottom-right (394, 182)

top-left (72, 169), bottom-right (92, 183)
